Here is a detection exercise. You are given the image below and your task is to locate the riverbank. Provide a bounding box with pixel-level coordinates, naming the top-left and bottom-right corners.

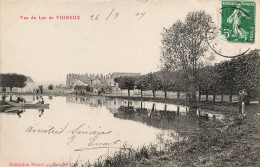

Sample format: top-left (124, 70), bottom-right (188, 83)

top-left (104, 95), bottom-right (244, 115)
top-left (90, 104), bottom-right (260, 167)
top-left (0, 91), bottom-right (246, 115)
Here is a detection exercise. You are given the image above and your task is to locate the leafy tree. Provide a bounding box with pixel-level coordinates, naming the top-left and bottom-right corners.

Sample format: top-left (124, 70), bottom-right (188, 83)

top-left (16, 74), bottom-right (27, 90)
top-left (124, 77), bottom-right (135, 97)
top-left (0, 73), bottom-right (27, 92)
top-left (161, 10), bottom-right (216, 103)
top-left (169, 70), bottom-right (184, 99)
top-left (0, 74), bottom-right (8, 90)
top-left (114, 76), bottom-right (135, 97)
top-left (114, 77), bottom-right (125, 90)
top-left (157, 68), bottom-right (175, 99)
top-left (196, 49), bottom-right (260, 103)
top-left (6, 74), bottom-right (17, 92)
top-left (48, 84), bottom-right (54, 90)
top-left (215, 60), bottom-right (238, 102)
top-left (135, 75), bottom-right (150, 98)
top-left (230, 50), bottom-right (260, 104)
top-left (146, 73), bottom-right (161, 98)
top-left (197, 66), bottom-right (218, 102)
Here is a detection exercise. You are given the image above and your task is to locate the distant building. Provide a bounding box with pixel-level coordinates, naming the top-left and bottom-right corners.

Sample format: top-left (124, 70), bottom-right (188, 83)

top-left (72, 80), bottom-right (87, 88)
top-left (72, 80), bottom-right (89, 94)
top-left (109, 72), bottom-right (141, 92)
top-left (66, 72), bottom-right (141, 93)
top-left (91, 79), bottom-right (101, 85)
top-left (106, 78), bottom-right (116, 87)
top-left (22, 76), bottom-right (37, 92)
top-left (90, 79), bottom-right (102, 93)
top-left (110, 72), bottom-right (141, 79)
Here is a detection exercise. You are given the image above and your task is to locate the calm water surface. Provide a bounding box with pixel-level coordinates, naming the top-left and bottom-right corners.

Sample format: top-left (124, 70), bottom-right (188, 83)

top-left (0, 95), bottom-right (224, 165)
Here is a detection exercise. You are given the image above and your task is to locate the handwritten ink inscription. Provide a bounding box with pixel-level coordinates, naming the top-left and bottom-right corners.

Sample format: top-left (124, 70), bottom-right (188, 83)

top-left (90, 8), bottom-right (146, 20)
top-left (25, 123), bottom-right (121, 150)
top-left (19, 8), bottom-right (146, 21)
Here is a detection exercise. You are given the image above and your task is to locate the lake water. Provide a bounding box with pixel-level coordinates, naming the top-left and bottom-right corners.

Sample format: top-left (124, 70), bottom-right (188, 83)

top-left (0, 95), bottom-right (224, 166)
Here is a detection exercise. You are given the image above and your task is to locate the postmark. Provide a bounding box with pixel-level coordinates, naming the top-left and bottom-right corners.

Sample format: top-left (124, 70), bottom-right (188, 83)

top-left (221, 0), bottom-right (255, 43)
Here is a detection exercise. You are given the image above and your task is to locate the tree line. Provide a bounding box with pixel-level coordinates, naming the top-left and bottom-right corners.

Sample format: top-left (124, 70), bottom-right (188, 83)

top-left (114, 49), bottom-right (260, 103)
top-left (138, 10), bottom-right (259, 104)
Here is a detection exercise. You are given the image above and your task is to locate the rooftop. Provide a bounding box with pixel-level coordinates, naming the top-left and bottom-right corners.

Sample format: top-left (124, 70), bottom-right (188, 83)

top-left (26, 76), bottom-right (34, 83)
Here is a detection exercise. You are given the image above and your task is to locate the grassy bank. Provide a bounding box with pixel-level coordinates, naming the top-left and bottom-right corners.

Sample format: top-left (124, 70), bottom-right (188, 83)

top-left (89, 104), bottom-right (260, 167)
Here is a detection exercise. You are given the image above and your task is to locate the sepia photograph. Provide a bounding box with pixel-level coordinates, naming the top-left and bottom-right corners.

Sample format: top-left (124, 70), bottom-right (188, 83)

top-left (0, 0), bottom-right (260, 166)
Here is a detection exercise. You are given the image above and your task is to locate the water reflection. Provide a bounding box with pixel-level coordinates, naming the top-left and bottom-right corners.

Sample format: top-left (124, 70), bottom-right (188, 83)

top-left (66, 96), bottom-right (104, 107)
top-left (65, 96), bottom-right (224, 120)
top-left (2, 107), bottom-right (46, 118)
top-left (38, 109), bottom-right (45, 117)
top-left (0, 95), bottom-right (224, 165)
top-left (66, 96), bottom-right (224, 137)
top-left (1, 95), bottom-right (224, 126)
top-left (115, 105), bottom-right (200, 137)
top-left (4, 108), bottom-right (24, 118)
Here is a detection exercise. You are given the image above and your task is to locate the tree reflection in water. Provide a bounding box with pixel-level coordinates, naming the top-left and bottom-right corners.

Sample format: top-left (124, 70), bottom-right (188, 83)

top-left (65, 96), bottom-right (224, 139)
top-left (38, 109), bottom-right (44, 117)
top-left (114, 101), bottom-right (223, 139)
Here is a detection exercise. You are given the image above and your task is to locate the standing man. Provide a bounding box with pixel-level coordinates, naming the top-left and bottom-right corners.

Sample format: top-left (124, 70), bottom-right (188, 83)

top-left (239, 89), bottom-right (248, 117)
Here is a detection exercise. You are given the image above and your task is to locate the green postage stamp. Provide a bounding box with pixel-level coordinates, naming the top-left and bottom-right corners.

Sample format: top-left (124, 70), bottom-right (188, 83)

top-left (221, 0), bottom-right (255, 43)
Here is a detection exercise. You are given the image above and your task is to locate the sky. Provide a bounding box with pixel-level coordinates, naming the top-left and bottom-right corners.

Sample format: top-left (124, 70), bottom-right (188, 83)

top-left (1, 0), bottom-right (260, 83)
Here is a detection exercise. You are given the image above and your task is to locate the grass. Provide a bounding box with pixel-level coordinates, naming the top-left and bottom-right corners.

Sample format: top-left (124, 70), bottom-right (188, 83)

top-left (74, 104), bottom-right (260, 167)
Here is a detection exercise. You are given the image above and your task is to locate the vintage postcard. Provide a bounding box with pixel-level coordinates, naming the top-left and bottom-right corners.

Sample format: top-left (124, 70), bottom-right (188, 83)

top-left (0, 0), bottom-right (260, 166)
